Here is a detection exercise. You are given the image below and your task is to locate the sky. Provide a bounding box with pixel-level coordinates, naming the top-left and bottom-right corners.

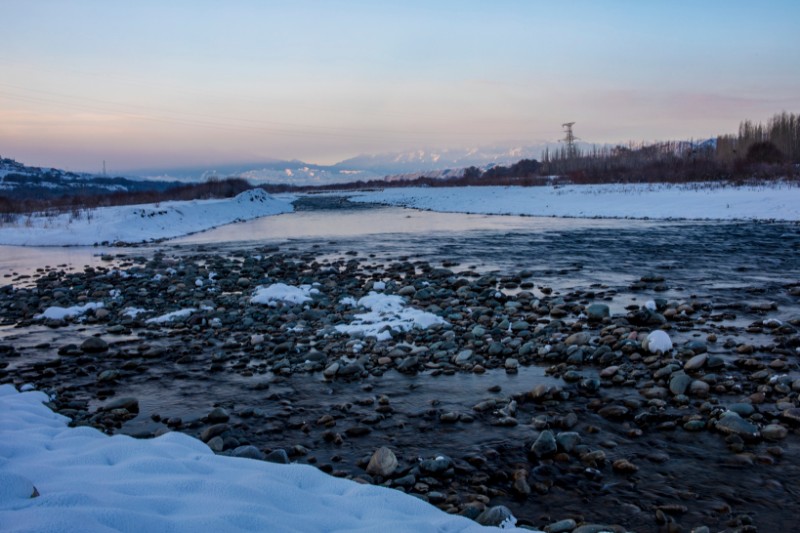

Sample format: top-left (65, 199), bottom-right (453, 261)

top-left (1, 0), bottom-right (799, 173)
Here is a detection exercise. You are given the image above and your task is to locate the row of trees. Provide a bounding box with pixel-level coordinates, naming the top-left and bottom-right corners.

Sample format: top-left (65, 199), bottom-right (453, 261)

top-left (717, 112), bottom-right (799, 165)
top-left (0, 177), bottom-right (252, 215)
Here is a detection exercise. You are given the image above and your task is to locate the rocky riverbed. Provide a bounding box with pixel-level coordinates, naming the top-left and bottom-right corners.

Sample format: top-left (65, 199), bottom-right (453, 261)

top-left (2, 219), bottom-right (800, 532)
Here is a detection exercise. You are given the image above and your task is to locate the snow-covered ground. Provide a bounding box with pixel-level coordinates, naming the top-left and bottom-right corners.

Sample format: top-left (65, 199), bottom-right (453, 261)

top-left (0, 189), bottom-right (293, 246)
top-left (348, 183), bottom-right (800, 221)
top-left (0, 386), bottom-right (525, 532)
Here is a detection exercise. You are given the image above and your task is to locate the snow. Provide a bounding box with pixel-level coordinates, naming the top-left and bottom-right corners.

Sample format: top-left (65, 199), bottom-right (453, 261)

top-left (336, 292), bottom-right (447, 341)
top-left (0, 385), bottom-right (522, 532)
top-left (348, 183), bottom-right (800, 221)
top-left (0, 189), bottom-right (293, 246)
top-left (33, 302), bottom-right (103, 321)
top-left (123, 307), bottom-right (147, 318)
top-left (145, 308), bottom-right (200, 324)
top-left (251, 283), bottom-right (317, 306)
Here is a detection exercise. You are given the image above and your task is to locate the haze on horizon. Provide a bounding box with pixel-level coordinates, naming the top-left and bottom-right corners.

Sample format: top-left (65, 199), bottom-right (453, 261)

top-left (1, 0), bottom-right (799, 174)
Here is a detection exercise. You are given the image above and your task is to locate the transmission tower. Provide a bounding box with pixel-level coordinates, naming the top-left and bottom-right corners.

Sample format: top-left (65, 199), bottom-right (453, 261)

top-left (561, 122), bottom-right (578, 159)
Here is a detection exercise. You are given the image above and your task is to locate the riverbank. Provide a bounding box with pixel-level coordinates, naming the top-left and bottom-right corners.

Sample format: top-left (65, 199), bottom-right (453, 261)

top-left (347, 182), bottom-right (800, 221)
top-left (0, 189), bottom-right (293, 246)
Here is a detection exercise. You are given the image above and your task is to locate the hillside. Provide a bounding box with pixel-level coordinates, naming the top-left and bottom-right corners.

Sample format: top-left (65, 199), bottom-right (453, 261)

top-left (0, 157), bottom-right (182, 200)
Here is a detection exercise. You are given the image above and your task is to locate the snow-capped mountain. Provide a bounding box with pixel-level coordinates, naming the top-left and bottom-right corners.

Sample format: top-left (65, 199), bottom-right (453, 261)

top-left (133, 144), bottom-right (563, 186)
top-left (336, 145), bottom-right (551, 174)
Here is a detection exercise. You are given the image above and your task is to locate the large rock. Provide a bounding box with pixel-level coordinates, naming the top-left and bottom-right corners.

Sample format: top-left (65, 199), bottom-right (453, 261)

top-left (683, 353), bottom-right (707, 371)
top-left (585, 304), bottom-right (610, 321)
top-left (531, 430), bottom-right (557, 458)
top-left (669, 372), bottom-right (692, 395)
top-left (476, 505), bottom-right (515, 527)
top-left (715, 412), bottom-right (760, 441)
top-left (81, 337), bottom-right (108, 353)
top-left (643, 330), bottom-right (673, 354)
top-left (565, 332), bottom-right (591, 346)
top-left (366, 447), bottom-right (398, 477)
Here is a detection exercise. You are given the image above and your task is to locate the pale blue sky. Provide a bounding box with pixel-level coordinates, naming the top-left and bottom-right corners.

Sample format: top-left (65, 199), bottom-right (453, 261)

top-left (2, 0), bottom-right (798, 172)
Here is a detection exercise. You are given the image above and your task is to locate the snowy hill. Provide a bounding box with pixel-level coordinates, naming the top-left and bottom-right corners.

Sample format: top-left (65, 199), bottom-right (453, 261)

top-left (0, 188), bottom-right (293, 246)
top-left (0, 157), bottom-right (182, 199)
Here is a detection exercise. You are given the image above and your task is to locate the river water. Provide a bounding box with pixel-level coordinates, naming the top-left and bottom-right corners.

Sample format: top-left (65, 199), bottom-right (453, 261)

top-left (2, 198), bottom-right (800, 531)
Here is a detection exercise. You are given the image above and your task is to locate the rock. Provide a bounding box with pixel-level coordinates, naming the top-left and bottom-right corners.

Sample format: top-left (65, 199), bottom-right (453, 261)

top-left (669, 372), bottom-right (692, 395)
top-left (206, 436), bottom-right (224, 452)
top-left (643, 330), bottom-right (672, 354)
top-left (556, 432), bottom-right (582, 453)
top-left (545, 518), bottom-right (577, 533)
top-left (366, 447), bottom-right (398, 477)
top-left (475, 505), bottom-right (515, 527)
top-left (612, 458), bottom-right (639, 474)
top-left (531, 430), bottom-right (557, 458)
top-left (599, 365), bottom-right (619, 378)
top-left (715, 412), bottom-right (760, 441)
top-left (393, 474), bottom-right (416, 488)
top-left (420, 456), bottom-right (452, 476)
top-left (598, 404), bottom-right (629, 419)
top-left (103, 397), bottom-right (139, 413)
top-left (81, 336), bottom-right (108, 353)
top-left (781, 407), bottom-right (800, 425)
top-left (398, 285), bottom-right (416, 296)
top-left (504, 358), bottom-right (519, 371)
top-left (264, 449), bottom-right (290, 464)
top-left (512, 469), bottom-right (531, 496)
top-left (565, 332), bottom-right (591, 346)
top-left (323, 362), bottom-right (339, 378)
top-left (586, 303), bottom-right (610, 321)
top-left (397, 356), bottom-right (418, 372)
top-left (511, 320), bottom-right (530, 331)
top-left (454, 350), bottom-right (474, 365)
top-left (97, 370), bottom-right (120, 382)
top-left (762, 424), bottom-right (788, 441)
top-left (683, 353), bottom-right (707, 371)
top-left (728, 403), bottom-right (755, 417)
top-left (573, 525), bottom-right (616, 533)
top-left (345, 425), bottom-right (371, 437)
top-left (206, 407), bottom-right (229, 423)
top-left (200, 423), bottom-right (229, 442)
top-left (689, 380), bottom-right (710, 397)
top-left (440, 411), bottom-right (460, 423)
top-left (232, 445), bottom-right (264, 460)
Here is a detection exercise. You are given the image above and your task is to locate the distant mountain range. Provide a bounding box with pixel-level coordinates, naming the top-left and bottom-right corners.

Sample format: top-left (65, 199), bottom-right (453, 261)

top-left (132, 144), bottom-right (579, 186)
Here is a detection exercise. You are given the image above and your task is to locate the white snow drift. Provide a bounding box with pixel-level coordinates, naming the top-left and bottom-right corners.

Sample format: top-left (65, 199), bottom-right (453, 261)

top-left (0, 188), bottom-right (293, 246)
top-left (0, 386), bottom-right (523, 532)
top-left (250, 283), bottom-right (319, 306)
top-left (349, 183), bottom-right (800, 221)
top-left (33, 302), bottom-right (104, 321)
top-left (336, 291), bottom-right (447, 341)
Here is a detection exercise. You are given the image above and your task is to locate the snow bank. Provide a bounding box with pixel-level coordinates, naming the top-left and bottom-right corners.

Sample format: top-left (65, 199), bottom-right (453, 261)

top-left (0, 386), bottom-right (517, 532)
top-left (336, 292), bottom-right (447, 341)
top-left (251, 283), bottom-right (318, 306)
top-left (33, 302), bottom-right (103, 320)
top-left (0, 188), bottom-right (293, 246)
top-left (348, 183), bottom-right (800, 221)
